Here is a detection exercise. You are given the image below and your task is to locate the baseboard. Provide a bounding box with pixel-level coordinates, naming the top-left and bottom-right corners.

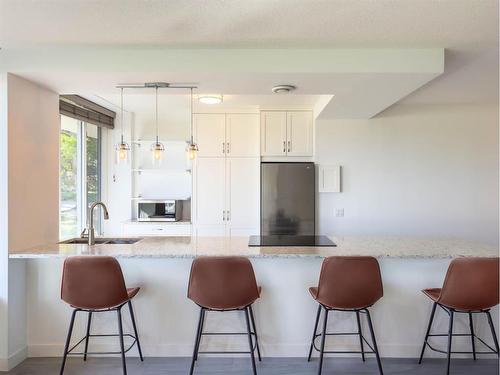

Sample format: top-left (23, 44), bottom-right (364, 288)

top-left (27, 342), bottom-right (474, 359)
top-left (0, 346), bottom-right (28, 372)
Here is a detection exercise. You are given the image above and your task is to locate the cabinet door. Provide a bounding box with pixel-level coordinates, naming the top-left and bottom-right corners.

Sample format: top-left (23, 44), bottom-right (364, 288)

top-left (194, 114), bottom-right (226, 157)
top-left (260, 111), bottom-right (287, 156)
top-left (226, 114), bottom-right (260, 157)
top-left (226, 158), bottom-right (260, 236)
top-left (286, 111), bottom-right (313, 156)
top-left (194, 158), bottom-right (226, 233)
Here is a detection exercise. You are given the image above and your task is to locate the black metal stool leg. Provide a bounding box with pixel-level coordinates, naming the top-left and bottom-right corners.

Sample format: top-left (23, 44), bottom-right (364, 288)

top-left (117, 307), bottom-right (127, 375)
top-left (189, 308), bottom-right (204, 375)
top-left (317, 307), bottom-right (328, 375)
top-left (59, 309), bottom-right (78, 375)
top-left (128, 301), bottom-right (144, 361)
top-left (83, 311), bottom-right (92, 362)
top-left (446, 310), bottom-right (454, 375)
top-left (468, 312), bottom-right (476, 360)
top-left (308, 304), bottom-right (321, 362)
top-left (366, 309), bottom-right (384, 375)
top-left (419, 302), bottom-right (437, 364)
top-left (486, 311), bottom-right (500, 357)
top-left (244, 308), bottom-right (258, 375)
top-left (248, 305), bottom-right (262, 361)
top-left (356, 310), bottom-right (365, 362)
top-left (194, 308), bottom-right (205, 362)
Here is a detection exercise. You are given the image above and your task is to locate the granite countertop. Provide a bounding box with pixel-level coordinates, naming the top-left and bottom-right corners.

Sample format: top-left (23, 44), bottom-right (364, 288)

top-left (8, 236), bottom-right (499, 259)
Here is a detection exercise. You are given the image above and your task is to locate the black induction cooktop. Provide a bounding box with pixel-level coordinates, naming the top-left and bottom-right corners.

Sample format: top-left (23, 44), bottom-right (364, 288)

top-left (248, 235), bottom-right (336, 247)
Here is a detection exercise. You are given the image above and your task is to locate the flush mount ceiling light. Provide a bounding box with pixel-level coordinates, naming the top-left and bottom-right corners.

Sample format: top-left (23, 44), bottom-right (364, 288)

top-left (271, 85), bottom-right (296, 94)
top-left (199, 95), bottom-right (223, 105)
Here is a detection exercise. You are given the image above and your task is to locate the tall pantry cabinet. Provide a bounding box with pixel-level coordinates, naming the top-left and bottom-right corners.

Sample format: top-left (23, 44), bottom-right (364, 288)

top-left (193, 113), bottom-right (260, 236)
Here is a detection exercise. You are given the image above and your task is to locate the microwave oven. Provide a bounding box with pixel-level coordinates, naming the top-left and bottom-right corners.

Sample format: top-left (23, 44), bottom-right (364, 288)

top-left (137, 200), bottom-right (181, 222)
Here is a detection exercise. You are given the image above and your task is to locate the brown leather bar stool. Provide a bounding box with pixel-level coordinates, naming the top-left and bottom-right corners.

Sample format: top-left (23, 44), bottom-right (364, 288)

top-left (59, 256), bottom-right (143, 375)
top-left (419, 257), bottom-right (499, 375)
top-left (187, 256), bottom-right (262, 375)
top-left (307, 256), bottom-right (384, 375)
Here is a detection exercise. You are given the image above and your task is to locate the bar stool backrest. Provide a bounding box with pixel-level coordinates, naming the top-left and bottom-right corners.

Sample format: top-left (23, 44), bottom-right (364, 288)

top-left (188, 256), bottom-right (260, 310)
top-left (316, 256), bottom-right (383, 309)
top-left (61, 256), bottom-right (129, 310)
top-left (439, 257), bottom-right (499, 311)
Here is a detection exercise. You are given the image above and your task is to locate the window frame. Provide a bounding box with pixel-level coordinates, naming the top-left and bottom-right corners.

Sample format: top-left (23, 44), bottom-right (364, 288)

top-left (59, 115), bottom-right (103, 240)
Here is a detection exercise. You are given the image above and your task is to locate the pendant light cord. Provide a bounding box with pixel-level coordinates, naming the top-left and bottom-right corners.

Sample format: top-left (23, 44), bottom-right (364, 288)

top-left (120, 87), bottom-right (124, 144)
top-left (190, 87), bottom-right (194, 143)
top-left (155, 86), bottom-right (159, 144)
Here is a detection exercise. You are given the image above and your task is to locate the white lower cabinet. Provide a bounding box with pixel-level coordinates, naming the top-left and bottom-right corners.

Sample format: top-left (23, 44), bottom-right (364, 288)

top-left (122, 222), bottom-right (192, 236)
top-left (194, 157), bottom-right (260, 236)
top-left (226, 158), bottom-right (260, 236)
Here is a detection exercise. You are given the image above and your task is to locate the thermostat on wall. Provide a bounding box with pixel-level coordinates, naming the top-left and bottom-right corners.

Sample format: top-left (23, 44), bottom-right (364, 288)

top-left (319, 165), bottom-right (341, 193)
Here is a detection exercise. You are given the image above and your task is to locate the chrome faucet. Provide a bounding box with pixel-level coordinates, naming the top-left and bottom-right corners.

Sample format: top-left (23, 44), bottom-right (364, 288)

top-left (81, 202), bottom-right (110, 245)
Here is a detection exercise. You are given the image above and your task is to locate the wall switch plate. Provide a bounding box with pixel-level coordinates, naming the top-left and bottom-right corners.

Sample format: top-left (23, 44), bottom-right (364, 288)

top-left (335, 208), bottom-right (344, 217)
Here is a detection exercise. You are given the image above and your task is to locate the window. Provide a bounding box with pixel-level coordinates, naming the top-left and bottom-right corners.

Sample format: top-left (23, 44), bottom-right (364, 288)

top-left (59, 115), bottom-right (102, 240)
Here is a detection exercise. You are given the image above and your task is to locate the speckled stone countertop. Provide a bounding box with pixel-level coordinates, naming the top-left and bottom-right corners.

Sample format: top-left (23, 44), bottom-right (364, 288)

top-left (8, 236), bottom-right (499, 259)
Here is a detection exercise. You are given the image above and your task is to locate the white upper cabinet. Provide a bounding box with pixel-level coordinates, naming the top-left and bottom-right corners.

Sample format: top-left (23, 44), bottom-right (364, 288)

top-left (226, 114), bottom-right (260, 157)
top-left (261, 111), bottom-right (287, 156)
top-left (195, 113), bottom-right (260, 158)
top-left (261, 111), bottom-right (313, 157)
top-left (286, 111), bottom-right (313, 156)
top-left (194, 114), bottom-right (226, 157)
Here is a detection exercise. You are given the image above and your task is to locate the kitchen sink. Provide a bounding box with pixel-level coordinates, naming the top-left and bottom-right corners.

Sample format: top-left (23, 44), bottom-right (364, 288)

top-left (60, 238), bottom-right (143, 245)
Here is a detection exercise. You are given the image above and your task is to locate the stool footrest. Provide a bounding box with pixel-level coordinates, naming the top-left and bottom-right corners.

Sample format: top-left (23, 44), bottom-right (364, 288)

top-left (312, 331), bottom-right (376, 354)
top-left (67, 333), bottom-right (138, 357)
top-left (424, 332), bottom-right (498, 355)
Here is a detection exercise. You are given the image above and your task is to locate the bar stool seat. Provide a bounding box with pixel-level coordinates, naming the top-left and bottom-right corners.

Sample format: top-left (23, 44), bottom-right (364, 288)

top-left (307, 256), bottom-right (384, 375)
top-left (188, 256), bottom-right (262, 375)
top-left (59, 256), bottom-right (144, 375)
top-left (422, 288), bottom-right (441, 302)
top-left (309, 287), bottom-right (318, 299)
top-left (127, 287), bottom-right (141, 300)
top-left (419, 257), bottom-right (499, 375)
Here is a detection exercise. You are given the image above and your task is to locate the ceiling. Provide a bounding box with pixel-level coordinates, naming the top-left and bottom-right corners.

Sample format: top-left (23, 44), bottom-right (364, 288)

top-left (0, 0), bottom-right (496, 48)
top-left (0, 0), bottom-right (497, 114)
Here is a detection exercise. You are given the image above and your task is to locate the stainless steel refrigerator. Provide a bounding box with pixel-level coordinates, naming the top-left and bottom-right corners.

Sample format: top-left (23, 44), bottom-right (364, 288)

top-left (260, 162), bottom-right (315, 236)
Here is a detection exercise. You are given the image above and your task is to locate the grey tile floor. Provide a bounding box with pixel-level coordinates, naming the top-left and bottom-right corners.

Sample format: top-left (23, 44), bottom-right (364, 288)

top-left (8, 357), bottom-right (499, 375)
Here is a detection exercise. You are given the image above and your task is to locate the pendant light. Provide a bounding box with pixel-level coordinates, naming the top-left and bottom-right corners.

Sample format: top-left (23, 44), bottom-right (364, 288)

top-left (187, 87), bottom-right (199, 160)
top-left (150, 86), bottom-right (165, 165)
top-left (115, 87), bottom-right (130, 164)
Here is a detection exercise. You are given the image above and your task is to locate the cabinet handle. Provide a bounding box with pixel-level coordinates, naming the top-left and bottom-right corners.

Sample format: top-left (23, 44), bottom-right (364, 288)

top-left (222, 142), bottom-right (225, 154)
top-left (227, 210), bottom-right (230, 221)
top-left (223, 210), bottom-right (226, 221)
top-left (287, 140), bottom-right (291, 153)
top-left (226, 142), bottom-right (230, 154)
top-left (283, 141), bottom-right (286, 153)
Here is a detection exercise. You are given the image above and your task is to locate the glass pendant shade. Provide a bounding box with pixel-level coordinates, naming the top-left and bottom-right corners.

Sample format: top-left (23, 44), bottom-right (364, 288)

top-left (116, 141), bottom-right (130, 164)
top-left (187, 142), bottom-right (199, 160)
top-left (151, 141), bottom-right (165, 166)
top-left (115, 87), bottom-right (129, 165)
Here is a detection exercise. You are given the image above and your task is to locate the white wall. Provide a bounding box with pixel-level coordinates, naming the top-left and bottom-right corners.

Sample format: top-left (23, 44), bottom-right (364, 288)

top-left (101, 109), bottom-right (134, 236)
top-left (7, 74), bottom-right (60, 251)
top-left (316, 103), bottom-right (499, 246)
top-left (0, 73), bottom-right (60, 370)
top-left (0, 73), bottom-right (11, 370)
